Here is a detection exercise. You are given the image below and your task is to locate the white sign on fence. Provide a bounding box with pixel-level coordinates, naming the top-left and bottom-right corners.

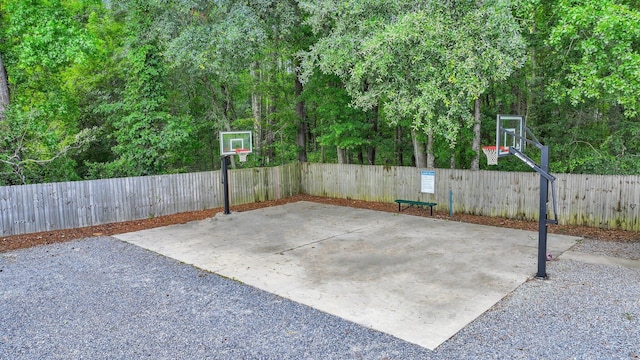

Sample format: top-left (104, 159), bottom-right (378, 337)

top-left (420, 170), bottom-right (435, 194)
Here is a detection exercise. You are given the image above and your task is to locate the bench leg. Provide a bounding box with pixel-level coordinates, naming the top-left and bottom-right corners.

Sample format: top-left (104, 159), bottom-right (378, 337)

top-left (404, 204), bottom-right (414, 212)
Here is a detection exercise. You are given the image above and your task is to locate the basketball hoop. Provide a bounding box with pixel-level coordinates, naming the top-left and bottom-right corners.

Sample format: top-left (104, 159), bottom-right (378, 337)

top-left (235, 148), bottom-right (250, 162)
top-left (482, 146), bottom-right (508, 165)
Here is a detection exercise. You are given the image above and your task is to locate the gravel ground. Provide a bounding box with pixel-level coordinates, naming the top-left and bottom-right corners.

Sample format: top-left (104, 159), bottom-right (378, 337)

top-left (571, 239), bottom-right (640, 261)
top-left (1, 236), bottom-right (639, 359)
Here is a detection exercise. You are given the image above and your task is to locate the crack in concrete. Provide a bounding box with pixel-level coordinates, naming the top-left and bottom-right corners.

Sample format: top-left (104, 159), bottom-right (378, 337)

top-left (277, 226), bottom-right (368, 255)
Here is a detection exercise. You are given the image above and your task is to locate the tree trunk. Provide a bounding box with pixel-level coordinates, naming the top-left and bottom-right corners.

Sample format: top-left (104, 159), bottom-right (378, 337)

top-left (294, 70), bottom-right (307, 162)
top-left (527, 22), bottom-right (537, 120)
top-left (395, 125), bottom-right (403, 166)
top-left (220, 84), bottom-right (237, 168)
top-left (265, 95), bottom-right (276, 163)
top-left (426, 128), bottom-right (435, 168)
top-left (221, 84), bottom-right (236, 121)
top-left (366, 106), bottom-right (378, 165)
top-left (251, 61), bottom-right (263, 162)
top-left (471, 98), bottom-right (481, 170)
top-left (0, 51), bottom-right (9, 122)
top-left (337, 147), bottom-right (347, 164)
top-left (411, 129), bottom-right (427, 168)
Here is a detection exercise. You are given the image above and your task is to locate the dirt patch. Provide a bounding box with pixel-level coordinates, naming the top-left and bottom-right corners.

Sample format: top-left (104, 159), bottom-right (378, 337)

top-left (2, 194), bottom-right (638, 253)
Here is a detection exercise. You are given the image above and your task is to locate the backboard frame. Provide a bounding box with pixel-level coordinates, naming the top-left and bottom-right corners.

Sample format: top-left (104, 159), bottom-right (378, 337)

top-left (496, 114), bottom-right (525, 158)
top-left (220, 131), bottom-right (253, 156)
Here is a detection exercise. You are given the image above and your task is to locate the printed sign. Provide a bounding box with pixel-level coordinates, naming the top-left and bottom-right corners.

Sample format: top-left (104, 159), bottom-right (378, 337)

top-left (420, 170), bottom-right (435, 194)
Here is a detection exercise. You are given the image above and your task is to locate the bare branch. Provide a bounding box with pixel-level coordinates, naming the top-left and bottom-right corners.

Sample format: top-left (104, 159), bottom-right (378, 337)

top-left (0, 127), bottom-right (97, 184)
top-left (570, 140), bottom-right (603, 158)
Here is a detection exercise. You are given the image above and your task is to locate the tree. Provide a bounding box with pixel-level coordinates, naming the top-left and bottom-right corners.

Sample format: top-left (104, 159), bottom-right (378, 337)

top-left (242, 0), bottom-right (317, 164)
top-left (85, 0), bottom-right (199, 177)
top-left (0, 51), bottom-right (8, 122)
top-left (154, 0), bottom-right (268, 169)
top-left (301, 72), bottom-right (371, 164)
top-left (546, 0), bottom-right (640, 118)
top-left (0, 108), bottom-right (94, 184)
top-left (517, 0), bottom-right (640, 174)
top-left (546, 0), bottom-right (640, 170)
top-left (301, 0), bottom-right (526, 167)
top-left (0, 0), bottom-right (98, 184)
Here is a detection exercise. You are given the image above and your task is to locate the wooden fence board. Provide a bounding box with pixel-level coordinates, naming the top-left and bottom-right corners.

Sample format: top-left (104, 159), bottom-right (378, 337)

top-left (2, 164), bottom-right (639, 237)
top-left (300, 164), bottom-right (640, 231)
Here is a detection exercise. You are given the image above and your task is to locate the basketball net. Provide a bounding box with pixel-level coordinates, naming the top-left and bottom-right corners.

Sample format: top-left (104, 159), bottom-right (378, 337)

top-left (235, 148), bottom-right (250, 162)
top-left (482, 146), bottom-right (507, 165)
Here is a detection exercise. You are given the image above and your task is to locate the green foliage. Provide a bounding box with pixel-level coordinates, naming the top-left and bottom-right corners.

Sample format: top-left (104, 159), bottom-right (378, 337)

top-left (0, 107), bottom-right (93, 184)
top-left (3, 0), bottom-right (95, 74)
top-left (161, 0), bottom-right (266, 77)
top-left (1, 0), bottom-right (96, 116)
top-left (517, 0), bottom-right (640, 174)
top-left (0, 0), bottom-right (100, 184)
top-left (2, 0), bottom-right (640, 183)
top-left (302, 73), bottom-right (370, 151)
top-left (86, 2), bottom-right (195, 178)
top-left (302, 0), bottom-right (526, 147)
top-left (547, 117), bottom-right (640, 174)
top-left (546, 0), bottom-right (640, 118)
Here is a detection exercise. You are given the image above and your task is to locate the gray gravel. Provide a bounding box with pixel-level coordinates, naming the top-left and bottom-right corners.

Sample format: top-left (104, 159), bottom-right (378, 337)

top-left (571, 238), bottom-right (640, 260)
top-left (1, 236), bottom-right (639, 359)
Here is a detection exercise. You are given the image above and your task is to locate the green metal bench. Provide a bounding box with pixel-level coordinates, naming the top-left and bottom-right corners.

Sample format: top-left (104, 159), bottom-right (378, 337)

top-left (394, 199), bottom-right (437, 216)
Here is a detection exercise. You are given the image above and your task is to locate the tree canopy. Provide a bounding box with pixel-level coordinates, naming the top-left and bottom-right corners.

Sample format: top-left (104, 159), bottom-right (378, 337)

top-left (1, 0), bottom-right (639, 185)
top-left (302, 0), bottom-right (525, 145)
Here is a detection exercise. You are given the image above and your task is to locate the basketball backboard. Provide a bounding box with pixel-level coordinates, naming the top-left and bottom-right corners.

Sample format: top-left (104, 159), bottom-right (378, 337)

top-left (220, 131), bottom-right (253, 156)
top-left (496, 114), bottom-right (525, 157)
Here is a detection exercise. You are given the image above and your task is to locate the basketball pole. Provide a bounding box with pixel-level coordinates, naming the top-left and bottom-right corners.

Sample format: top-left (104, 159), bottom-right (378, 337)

top-left (495, 115), bottom-right (558, 278)
top-left (222, 155), bottom-right (231, 215)
top-left (504, 130), bottom-right (557, 278)
top-left (510, 144), bottom-right (556, 278)
top-left (537, 145), bottom-right (550, 279)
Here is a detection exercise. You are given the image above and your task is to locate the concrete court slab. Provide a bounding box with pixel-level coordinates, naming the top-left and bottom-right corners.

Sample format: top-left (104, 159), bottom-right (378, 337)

top-left (114, 201), bottom-right (580, 350)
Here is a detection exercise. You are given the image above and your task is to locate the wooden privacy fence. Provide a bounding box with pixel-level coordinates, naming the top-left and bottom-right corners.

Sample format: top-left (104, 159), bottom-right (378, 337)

top-left (1, 164), bottom-right (300, 237)
top-left (300, 163), bottom-right (640, 231)
top-left (1, 162), bottom-right (638, 237)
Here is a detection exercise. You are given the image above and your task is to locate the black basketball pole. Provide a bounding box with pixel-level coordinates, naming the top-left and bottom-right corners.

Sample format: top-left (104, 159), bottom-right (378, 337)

top-left (509, 142), bottom-right (557, 278)
top-left (537, 145), bottom-right (550, 278)
top-left (222, 155), bottom-right (231, 215)
top-left (501, 116), bottom-right (558, 279)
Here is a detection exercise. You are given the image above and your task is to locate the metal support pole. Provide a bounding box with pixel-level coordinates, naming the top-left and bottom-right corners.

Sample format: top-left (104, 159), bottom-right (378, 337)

top-left (222, 155), bottom-right (230, 215)
top-left (537, 145), bottom-right (550, 278)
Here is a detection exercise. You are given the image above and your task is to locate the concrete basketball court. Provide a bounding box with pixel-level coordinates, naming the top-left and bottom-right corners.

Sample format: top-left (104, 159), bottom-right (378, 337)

top-left (114, 201), bottom-right (580, 350)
